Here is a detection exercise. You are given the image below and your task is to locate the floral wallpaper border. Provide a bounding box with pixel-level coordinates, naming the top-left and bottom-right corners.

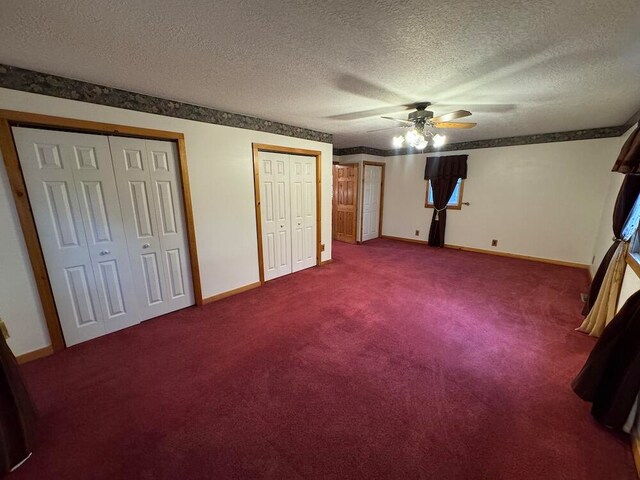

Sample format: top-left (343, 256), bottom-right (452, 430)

top-left (334, 125), bottom-right (629, 157)
top-left (0, 64), bottom-right (332, 144)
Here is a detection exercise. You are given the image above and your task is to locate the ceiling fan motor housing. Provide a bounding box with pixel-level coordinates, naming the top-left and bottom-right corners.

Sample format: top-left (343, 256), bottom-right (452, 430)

top-left (408, 109), bottom-right (433, 123)
top-left (408, 102), bottom-right (433, 124)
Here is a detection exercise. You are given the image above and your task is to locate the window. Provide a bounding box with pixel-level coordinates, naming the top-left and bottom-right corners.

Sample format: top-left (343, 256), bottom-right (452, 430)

top-left (425, 179), bottom-right (464, 209)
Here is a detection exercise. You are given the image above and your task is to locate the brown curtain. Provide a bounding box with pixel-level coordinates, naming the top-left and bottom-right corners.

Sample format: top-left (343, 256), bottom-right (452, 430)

top-left (572, 289), bottom-right (640, 430)
top-left (583, 175), bottom-right (640, 316)
top-left (0, 331), bottom-right (36, 473)
top-left (424, 155), bottom-right (468, 247)
top-left (612, 123), bottom-right (640, 174)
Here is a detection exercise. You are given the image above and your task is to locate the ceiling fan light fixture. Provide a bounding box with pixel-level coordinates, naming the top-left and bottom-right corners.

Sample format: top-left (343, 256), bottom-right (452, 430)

top-left (404, 128), bottom-right (420, 145)
top-left (432, 133), bottom-right (446, 148)
top-left (415, 137), bottom-right (428, 150)
top-left (392, 135), bottom-right (404, 148)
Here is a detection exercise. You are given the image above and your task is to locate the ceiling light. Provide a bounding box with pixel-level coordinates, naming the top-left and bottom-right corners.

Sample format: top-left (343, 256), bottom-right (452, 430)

top-left (416, 138), bottom-right (428, 150)
top-left (432, 134), bottom-right (446, 148)
top-left (392, 136), bottom-right (404, 148)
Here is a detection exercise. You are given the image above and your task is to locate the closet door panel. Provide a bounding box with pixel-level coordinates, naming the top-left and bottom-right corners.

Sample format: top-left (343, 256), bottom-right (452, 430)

top-left (290, 155), bottom-right (316, 273)
top-left (70, 134), bottom-right (140, 334)
top-left (146, 140), bottom-right (194, 307)
top-left (259, 151), bottom-right (292, 281)
top-left (110, 137), bottom-right (170, 320)
top-left (13, 128), bottom-right (106, 345)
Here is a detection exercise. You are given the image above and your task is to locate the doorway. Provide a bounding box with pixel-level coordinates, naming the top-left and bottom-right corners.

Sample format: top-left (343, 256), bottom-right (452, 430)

top-left (332, 163), bottom-right (358, 244)
top-left (361, 161), bottom-right (385, 242)
top-left (252, 144), bottom-right (322, 284)
top-left (0, 110), bottom-right (202, 351)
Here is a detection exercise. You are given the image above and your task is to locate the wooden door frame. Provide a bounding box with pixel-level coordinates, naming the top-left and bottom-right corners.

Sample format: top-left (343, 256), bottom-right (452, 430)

top-left (0, 109), bottom-right (203, 352)
top-left (332, 163), bottom-right (359, 244)
top-left (360, 161), bottom-right (386, 242)
top-left (252, 143), bottom-right (322, 284)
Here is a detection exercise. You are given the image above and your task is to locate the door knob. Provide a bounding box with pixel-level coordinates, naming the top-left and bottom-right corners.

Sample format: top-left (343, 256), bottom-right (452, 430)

top-left (99, 250), bottom-right (111, 256)
top-left (142, 243), bottom-right (150, 249)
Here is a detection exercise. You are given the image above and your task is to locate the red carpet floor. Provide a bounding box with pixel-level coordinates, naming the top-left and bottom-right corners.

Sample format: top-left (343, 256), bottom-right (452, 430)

top-left (15, 239), bottom-right (637, 479)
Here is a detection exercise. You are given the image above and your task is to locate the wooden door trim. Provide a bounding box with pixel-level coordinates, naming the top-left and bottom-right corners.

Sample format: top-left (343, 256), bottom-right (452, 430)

top-left (332, 163), bottom-right (359, 244)
top-left (252, 143), bottom-right (322, 284)
top-left (0, 110), bottom-right (203, 353)
top-left (360, 161), bottom-right (386, 242)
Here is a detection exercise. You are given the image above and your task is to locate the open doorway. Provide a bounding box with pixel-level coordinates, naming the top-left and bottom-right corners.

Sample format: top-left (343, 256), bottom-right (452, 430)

top-left (360, 161), bottom-right (385, 242)
top-left (332, 164), bottom-right (358, 243)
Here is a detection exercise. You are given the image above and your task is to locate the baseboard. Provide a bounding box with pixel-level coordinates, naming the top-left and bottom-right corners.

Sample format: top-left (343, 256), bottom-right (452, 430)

top-left (202, 281), bottom-right (261, 304)
top-left (380, 235), bottom-right (427, 245)
top-left (16, 345), bottom-right (53, 364)
top-left (379, 235), bottom-right (589, 270)
top-left (444, 243), bottom-right (590, 269)
top-left (320, 259), bottom-right (333, 266)
top-left (632, 434), bottom-right (640, 479)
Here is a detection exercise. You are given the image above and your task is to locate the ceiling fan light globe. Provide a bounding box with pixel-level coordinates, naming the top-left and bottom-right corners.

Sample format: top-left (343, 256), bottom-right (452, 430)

top-left (416, 138), bottom-right (428, 150)
top-left (405, 129), bottom-right (420, 145)
top-left (392, 136), bottom-right (404, 148)
top-left (432, 134), bottom-right (446, 148)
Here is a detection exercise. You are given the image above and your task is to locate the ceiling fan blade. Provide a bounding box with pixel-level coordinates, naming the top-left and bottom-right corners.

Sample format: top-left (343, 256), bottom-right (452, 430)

top-left (381, 116), bottom-right (414, 126)
top-left (430, 110), bottom-right (472, 123)
top-left (432, 122), bottom-right (477, 129)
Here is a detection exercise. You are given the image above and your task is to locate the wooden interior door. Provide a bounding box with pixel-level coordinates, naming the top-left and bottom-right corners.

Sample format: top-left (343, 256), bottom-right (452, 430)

top-left (332, 164), bottom-right (358, 244)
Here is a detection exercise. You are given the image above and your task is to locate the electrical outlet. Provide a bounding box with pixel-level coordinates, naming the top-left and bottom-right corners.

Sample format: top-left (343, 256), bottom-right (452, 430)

top-left (321, 244), bottom-right (325, 252)
top-left (491, 239), bottom-right (498, 247)
top-left (415, 230), bottom-right (420, 236)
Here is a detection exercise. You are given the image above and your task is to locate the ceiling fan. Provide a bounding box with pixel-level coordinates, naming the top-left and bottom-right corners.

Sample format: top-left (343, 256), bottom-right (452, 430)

top-left (375, 102), bottom-right (477, 149)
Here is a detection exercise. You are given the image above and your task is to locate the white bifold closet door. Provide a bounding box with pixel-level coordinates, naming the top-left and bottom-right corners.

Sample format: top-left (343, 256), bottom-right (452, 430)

top-left (362, 165), bottom-right (382, 242)
top-left (110, 137), bottom-right (194, 320)
top-left (258, 152), bottom-right (316, 281)
top-left (289, 155), bottom-right (317, 273)
top-left (13, 128), bottom-right (141, 345)
top-left (13, 127), bottom-right (194, 346)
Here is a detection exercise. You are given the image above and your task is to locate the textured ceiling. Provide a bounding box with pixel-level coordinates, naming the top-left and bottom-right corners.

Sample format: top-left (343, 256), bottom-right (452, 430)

top-left (1, 0), bottom-right (639, 149)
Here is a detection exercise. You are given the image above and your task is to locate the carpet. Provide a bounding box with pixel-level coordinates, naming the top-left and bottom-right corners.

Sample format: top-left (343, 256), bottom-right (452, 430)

top-left (13, 238), bottom-right (636, 479)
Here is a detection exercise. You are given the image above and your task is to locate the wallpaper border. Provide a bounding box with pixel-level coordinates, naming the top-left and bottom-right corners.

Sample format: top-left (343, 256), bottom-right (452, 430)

top-left (0, 64), bottom-right (332, 144)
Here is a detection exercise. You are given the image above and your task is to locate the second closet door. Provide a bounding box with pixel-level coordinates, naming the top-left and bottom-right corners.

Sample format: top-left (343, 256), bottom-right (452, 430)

top-left (110, 137), bottom-right (194, 320)
top-left (290, 155), bottom-right (316, 273)
top-left (259, 152), bottom-right (292, 281)
top-left (258, 151), bottom-right (316, 281)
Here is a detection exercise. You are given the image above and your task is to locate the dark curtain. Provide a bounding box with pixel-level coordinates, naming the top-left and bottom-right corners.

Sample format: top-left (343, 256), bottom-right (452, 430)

top-left (0, 334), bottom-right (36, 474)
top-left (582, 174), bottom-right (640, 315)
top-left (612, 123), bottom-right (640, 174)
top-left (424, 155), bottom-right (468, 247)
top-left (572, 289), bottom-right (640, 430)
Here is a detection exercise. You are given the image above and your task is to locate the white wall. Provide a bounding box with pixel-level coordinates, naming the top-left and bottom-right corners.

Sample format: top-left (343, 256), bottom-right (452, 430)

top-left (0, 88), bottom-right (333, 356)
top-left (356, 139), bottom-right (620, 265)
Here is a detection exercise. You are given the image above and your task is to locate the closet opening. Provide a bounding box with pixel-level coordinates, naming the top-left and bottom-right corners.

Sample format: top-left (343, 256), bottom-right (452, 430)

top-left (252, 143), bottom-right (322, 283)
top-left (0, 110), bottom-right (202, 351)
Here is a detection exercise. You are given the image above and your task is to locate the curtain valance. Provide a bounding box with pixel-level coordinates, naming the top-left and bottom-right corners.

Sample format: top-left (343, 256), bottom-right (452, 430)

top-left (424, 155), bottom-right (468, 180)
top-left (612, 123), bottom-right (640, 174)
